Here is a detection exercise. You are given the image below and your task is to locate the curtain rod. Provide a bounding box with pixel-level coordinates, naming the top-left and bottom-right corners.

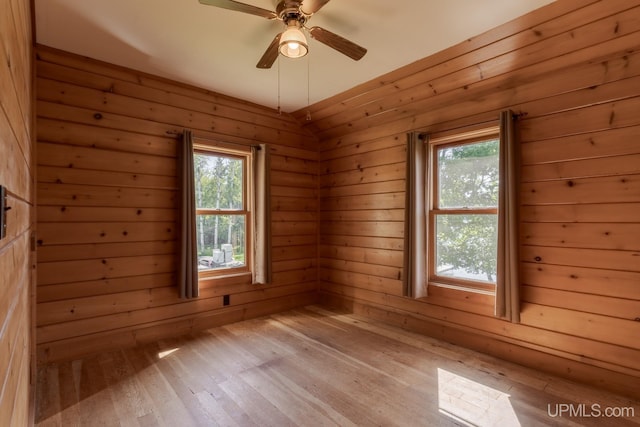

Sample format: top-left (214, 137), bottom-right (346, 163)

top-left (415, 110), bottom-right (527, 142)
top-left (166, 130), bottom-right (261, 149)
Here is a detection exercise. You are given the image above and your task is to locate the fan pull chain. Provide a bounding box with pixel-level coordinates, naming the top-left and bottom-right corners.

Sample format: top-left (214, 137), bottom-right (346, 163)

top-left (277, 55), bottom-right (281, 115)
top-left (306, 48), bottom-right (311, 121)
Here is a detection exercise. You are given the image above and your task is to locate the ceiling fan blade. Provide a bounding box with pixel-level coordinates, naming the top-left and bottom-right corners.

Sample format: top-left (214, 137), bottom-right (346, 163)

top-left (300, 0), bottom-right (331, 15)
top-left (257, 33), bottom-right (282, 69)
top-left (198, 0), bottom-right (278, 20)
top-left (308, 26), bottom-right (367, 61)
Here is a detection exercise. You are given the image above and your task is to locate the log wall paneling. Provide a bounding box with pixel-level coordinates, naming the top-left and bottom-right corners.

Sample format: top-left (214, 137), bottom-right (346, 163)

top-left (35, 46), bottom-right (319, 363)
top-left (30, 0), bottom-right (640, 406)
top-left (307, 0), bottom-right (640, 399)
top-left (0, 0), bottom-right (34, 425)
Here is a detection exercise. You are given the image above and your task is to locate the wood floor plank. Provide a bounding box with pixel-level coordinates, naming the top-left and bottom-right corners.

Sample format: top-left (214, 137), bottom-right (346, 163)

top-left (123, 343), bottom-right (199, 427)
top-left (76, 356), bottom-right (122, 426)
top-left (98, 351), bottom-right (153, 425)
top-left (217, 374), bottom-right (295, 427)
top-left (35, 305), bottom-right (640, 427)
top-left (34, 365), bottom-right (61, 427)
top-left (56, 361), bottom-right (83, 426)
top-left (142, 341), bottom-right (218, 426)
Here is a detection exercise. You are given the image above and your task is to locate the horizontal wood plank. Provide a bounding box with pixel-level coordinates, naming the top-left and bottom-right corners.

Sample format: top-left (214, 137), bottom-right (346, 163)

top-left (38, 165), bottom-right (177, 190)
top-left (521, 203), bottom-right (640, 223)
top-left (522, 222), bottom-right (640, 251)
top-left (38, 222), bottom-right (176, 245)
top-left (37, 206), bottom-right (176, 223)
top-left (38, 254), bottom-right (177, 286)
top-left (521, 245), bottom-right (640, 272)
top-left (37, 117), bottom-right (177, 157)
top-left (37, 241), bottom-right (177, 263)
top-left (520, 262), bottom-right (640, 299)
top-left (520, 302), bottom-right (640, 350)
top-left (521, 174), bottom-right (640, 205)
top-left (38, 183), bottom-right (177, 208)
top-left (521, 285), bottom-right (639, 320)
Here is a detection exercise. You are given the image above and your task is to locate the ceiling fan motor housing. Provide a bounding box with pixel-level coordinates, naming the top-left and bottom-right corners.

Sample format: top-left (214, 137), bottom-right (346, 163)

top-left (277, 0), bottom-right (307, 24)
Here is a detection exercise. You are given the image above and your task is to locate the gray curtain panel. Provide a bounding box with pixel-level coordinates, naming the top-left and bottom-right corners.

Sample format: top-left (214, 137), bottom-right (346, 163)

top-left (179, 130), bottom-right (199, 299)
top-left (252, 144), bottom-right (272, 285)
top-left (496, 110), bottom-right (521, 322)
top-left (403, 132), bottom-right (429, 299)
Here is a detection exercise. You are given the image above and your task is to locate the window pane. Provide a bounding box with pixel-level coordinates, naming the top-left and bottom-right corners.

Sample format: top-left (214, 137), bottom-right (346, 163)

top-left (196, 214), bottom-right (246, 271)
top-left (437, 139), bottom-right (499, 209)
top-left (194, 153), bottom-right (243, 210)
top-left (435, 214), bottom-right (497, 284)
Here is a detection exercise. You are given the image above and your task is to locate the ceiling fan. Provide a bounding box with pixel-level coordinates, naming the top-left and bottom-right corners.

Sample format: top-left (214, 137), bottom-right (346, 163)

top-left (199, 0), bottom-right (367, 68)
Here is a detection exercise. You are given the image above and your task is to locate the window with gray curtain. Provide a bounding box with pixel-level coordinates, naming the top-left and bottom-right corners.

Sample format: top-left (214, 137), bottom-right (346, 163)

top-left (179, 131), bottom-right (271, 299)
top-left (403, 111), bottom-right (520, 322)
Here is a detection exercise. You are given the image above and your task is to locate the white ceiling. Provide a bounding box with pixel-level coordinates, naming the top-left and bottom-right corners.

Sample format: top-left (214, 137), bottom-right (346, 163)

top-left (35, 0), bottom-right (554, 113)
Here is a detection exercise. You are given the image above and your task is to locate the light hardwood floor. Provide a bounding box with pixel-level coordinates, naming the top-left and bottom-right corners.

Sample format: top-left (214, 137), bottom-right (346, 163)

top-left (35, 305), bottom-right (639, 426)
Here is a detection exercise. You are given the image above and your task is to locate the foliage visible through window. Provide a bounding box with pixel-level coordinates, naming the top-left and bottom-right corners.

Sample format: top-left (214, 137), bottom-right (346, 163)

top-left (432, 138), bottom-right (499, 291)
top-left (194, 150), bottom-right (249, 274)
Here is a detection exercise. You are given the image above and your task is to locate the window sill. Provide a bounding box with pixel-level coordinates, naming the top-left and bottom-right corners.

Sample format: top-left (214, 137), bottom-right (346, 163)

top-left (428, 281), bottom-right (496, 296)
top-left (198, 271), bottom-right (252, 286)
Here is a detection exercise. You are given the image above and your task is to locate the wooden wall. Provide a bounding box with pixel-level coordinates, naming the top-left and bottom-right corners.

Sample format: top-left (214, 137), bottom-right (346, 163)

top-left (35, 46), bottom-right (318, 362)
top-left (298, 0), bottom-right (640, 398)
top-left (0, 0), bottom-right (35, 425)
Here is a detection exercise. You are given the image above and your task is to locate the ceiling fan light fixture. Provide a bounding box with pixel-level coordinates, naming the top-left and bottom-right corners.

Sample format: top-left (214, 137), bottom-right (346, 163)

top-left (200, 0), bottom-right (367, 69)
top-left (279, 22), bottom-right (308, 58)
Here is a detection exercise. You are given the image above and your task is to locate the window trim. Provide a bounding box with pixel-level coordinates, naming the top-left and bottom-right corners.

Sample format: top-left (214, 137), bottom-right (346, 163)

top-left (427, 126), bottom-right (500, 294)
top-left (193, 142), bottom-right (253, 279)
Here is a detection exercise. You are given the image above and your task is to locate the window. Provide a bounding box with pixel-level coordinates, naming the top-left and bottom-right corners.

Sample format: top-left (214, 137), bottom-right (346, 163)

top-left (193, 147), bottom-right (251, 276)
top-left (405, 111), bottom-right (519, 320)
top-left (430, 134), bottom-right (499, 294)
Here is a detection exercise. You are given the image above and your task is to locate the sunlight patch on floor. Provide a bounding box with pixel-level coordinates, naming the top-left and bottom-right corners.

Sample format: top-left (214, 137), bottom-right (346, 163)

top-left (438, 368), bottom-right (521, 427)
top-left (157, 348), bottom-right (180, 359)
